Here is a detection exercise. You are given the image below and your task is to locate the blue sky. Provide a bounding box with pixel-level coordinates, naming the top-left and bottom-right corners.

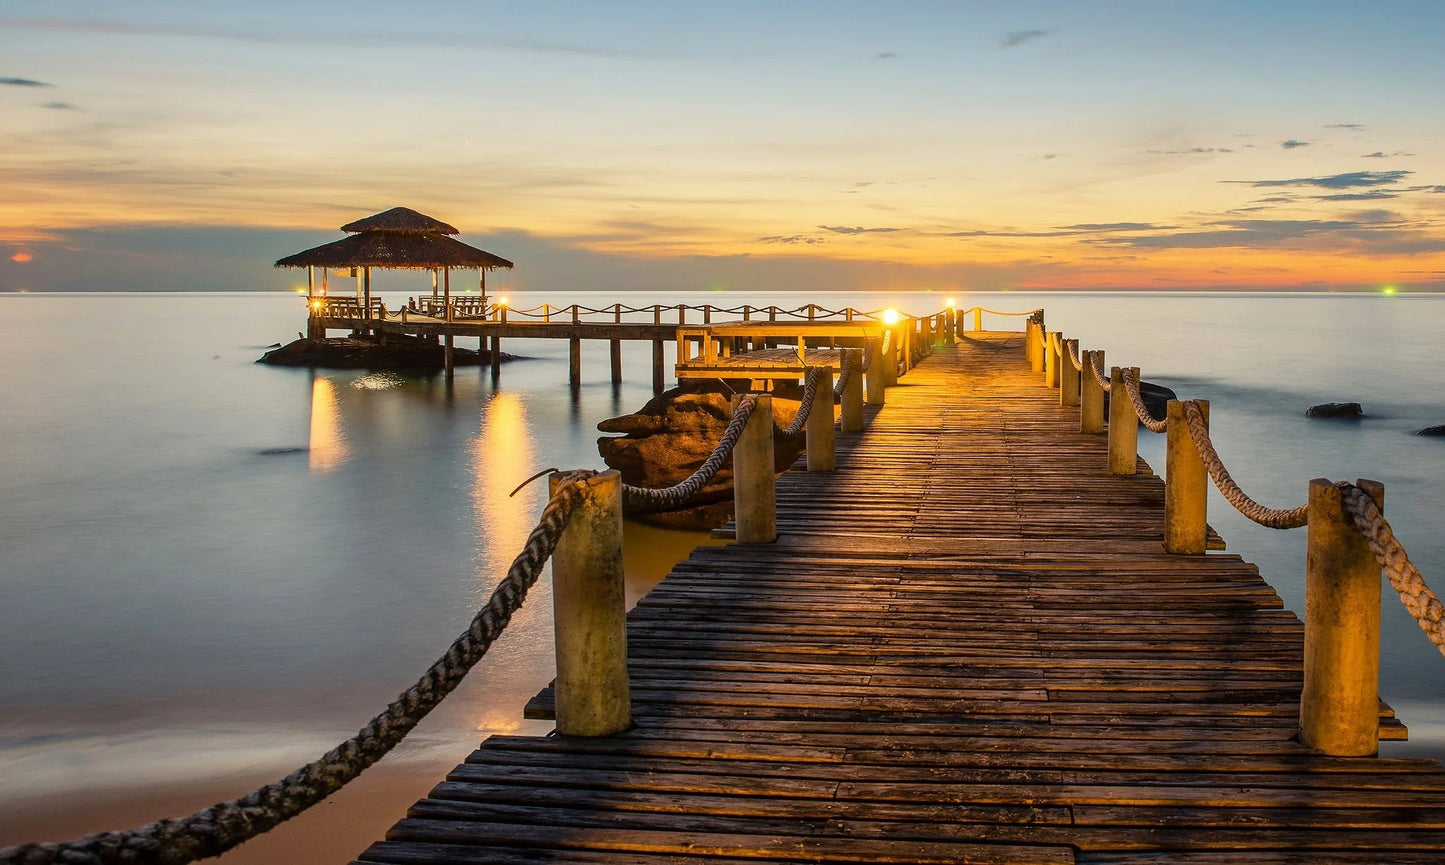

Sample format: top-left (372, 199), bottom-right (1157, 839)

top-left (3, 1), bottom-right (1444, 291)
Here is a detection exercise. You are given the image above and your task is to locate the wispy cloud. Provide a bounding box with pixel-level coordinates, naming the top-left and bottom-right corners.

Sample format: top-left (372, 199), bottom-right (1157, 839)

top-left (1363, 151), bottom-right (1414, 159)
top-left (1002, 29), bottom-right (1050, 48)
top-left (1324, 123), bottom-right (1364, 130)
top-left (818, 225), bottom-right (901, 235)
top-left (1147, 147), bottom-right (1234, 155)
top-left (760, 235), bottom-right (824, 245)
top-left (0, 76), bottom-right (52, 87)
top-left (949, 223), bottom-right (1172, 239)
top-left (1228, 170), bottom-right (1412, 190)
top-left (875, 52), bottom-right (898, 60)
top-left (1316, 191), bottom-right (1398, 201)
top-left (1083, 212), bottom-right (1445, 254)
top-left (41, 101), bottom-right (78, 110)
top-left (1280, 139), bottom-right (1310, 149)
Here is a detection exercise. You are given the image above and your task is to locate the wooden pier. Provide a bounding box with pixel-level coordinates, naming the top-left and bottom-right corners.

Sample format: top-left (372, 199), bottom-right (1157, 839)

top-left (354, 332), bottom-right (1443, 865)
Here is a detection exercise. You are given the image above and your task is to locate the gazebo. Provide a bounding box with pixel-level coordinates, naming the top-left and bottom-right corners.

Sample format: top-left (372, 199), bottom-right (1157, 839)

top-left (274, 207), bottom-right (514, 315)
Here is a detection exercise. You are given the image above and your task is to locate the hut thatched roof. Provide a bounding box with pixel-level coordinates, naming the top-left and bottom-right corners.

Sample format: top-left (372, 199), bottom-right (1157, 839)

top-left (274, 231), bottom-right (514, 270)
top-left (340, 206), bottom-right (458, 235)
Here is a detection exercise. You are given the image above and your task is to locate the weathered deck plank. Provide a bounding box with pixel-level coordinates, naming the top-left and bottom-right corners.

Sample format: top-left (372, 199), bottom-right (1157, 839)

top-left (355, 332), bottom-right (1438, 864)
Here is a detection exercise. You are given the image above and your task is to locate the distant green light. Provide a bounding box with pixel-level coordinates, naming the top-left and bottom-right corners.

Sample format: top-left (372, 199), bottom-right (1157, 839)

top-left (1383, 285), bottom-right (1397, 295)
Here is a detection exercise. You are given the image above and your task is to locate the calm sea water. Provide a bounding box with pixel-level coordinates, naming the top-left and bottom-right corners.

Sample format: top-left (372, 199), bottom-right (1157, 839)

top-left (2, 290), bottom-right (1443, 841)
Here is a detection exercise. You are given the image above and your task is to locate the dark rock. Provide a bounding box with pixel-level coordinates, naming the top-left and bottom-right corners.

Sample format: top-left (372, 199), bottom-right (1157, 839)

top-left (256, 335), bottom-right (513, 370)
top-left (1416, 425), bottom-right (1445, 437)
top-left (598, 379), bottom-right (809, 530)
top-left (1102, 380), bottom-right (1176, 423)
top-left (1306, 402), bottom-right (1364, 419)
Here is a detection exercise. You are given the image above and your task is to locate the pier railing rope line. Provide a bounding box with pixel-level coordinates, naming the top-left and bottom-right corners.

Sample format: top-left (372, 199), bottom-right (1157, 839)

top-left (1088, 351), bottom-right (1112, 392)
top-left (1181, 400), bottom-right (1309, 530)
top-left (777, 367), bottom-right (824, 441)
top-left (1079, 347), bottom-right (1445, 659)
top-left (1343, 486), bottom-right (1445, 654)
top-left (621, 395), bottom-right (759, 513)
top-left (0, 471), bottom-right (599, 865)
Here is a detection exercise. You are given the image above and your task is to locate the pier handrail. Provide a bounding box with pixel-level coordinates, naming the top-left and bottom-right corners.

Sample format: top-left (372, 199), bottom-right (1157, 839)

top-left (1053, 334), bottom-right (1445, 661)
top-left (620, 395), bottom-right (760, 513)
top-left (0, 470), bottom-right (602, 865)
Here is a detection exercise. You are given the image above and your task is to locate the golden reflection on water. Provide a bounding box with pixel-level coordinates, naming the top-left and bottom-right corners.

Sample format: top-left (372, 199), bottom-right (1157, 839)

top-left (471, 392), bottom-right (538, 571)
top-left (307, 376), bottom-right (350, 473)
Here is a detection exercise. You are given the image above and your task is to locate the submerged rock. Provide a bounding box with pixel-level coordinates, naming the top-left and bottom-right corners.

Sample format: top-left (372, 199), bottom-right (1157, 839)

top-left (1416, 425), bottom-right (1445, 437)
top-left (1306, 402), bottom-right (1365, 419)
top-left (257, 335), bottom-right (512, 370)
top-left (598, 380), bottom-right (809, 530)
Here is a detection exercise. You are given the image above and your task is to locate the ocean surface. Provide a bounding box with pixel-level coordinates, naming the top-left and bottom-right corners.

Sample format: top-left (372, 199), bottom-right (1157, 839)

top-left (2, 290), bottom-right (1444, 852)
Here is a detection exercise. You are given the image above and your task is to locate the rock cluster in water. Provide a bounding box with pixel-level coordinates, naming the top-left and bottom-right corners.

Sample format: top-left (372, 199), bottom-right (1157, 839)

top-left (598, 380), bottom-right (808, 530)
top-left (257, 335), bottom-right (511, 370)
top-left (1103, 380), bottom-right (1177, 422)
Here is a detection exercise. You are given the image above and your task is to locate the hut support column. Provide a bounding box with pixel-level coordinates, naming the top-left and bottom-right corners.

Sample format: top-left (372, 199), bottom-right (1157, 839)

top-left (444, 333), bottom-right (455, 376)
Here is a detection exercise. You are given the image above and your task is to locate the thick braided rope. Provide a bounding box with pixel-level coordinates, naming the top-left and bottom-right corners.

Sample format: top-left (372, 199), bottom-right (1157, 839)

top-left (1088, 352), bottom-right (1112, 392)
top-left (1181, 401), bottom-right (1309, 529)
top-left (1120, 368), bottom-right (1168, 433)
top-left (0, 474), bottom-right (595, 865)
top-left (1065, 340), bottom-right (1083, 372)
top-left (622, 394), bottom-right (759, 512)
top-left (858, 338), bottom-right (875, 373)
top-left (832, 350), bottom-right (853, 400)
top-left (1341, 485), bottom-right (1445, 657)
top-left (777, 366), bottom-right (824, 441)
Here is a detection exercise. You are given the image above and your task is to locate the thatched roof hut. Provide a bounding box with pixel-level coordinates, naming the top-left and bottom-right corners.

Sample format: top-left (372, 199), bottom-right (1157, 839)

top-left (276, 207), bottom-right (512, 310)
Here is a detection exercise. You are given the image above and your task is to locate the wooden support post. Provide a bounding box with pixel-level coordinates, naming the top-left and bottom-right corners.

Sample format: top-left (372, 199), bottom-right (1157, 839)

top-left (1108, 367), bottom-right (1139, 475)
top-left (444, 333), bottom-right (455, 375)
top-left (651, 340), bottom-right (665, 395)
top-left (1081, 349), bottom-right (1106, 434)
top-left (943, 310), bottom-right (956, 345)
top-left (842, 349), bottom-right (864, 431)
top-left (569, 337), bottom-right (582, 390)
top-left (866, 339), bottom-right (886, 406)
top-left (974, 307), bottom-right (982, 331)
top-left (609, 339), bottom-right (622, 383)
top-left (1300, 478), bottom-right (1384, 756)
top-left (732, 394), bottom-right (777, 544)
top-left (489, 335), bottom-right (502, 367)
top-left (548, 470), bottom-right (630, 737)
top-left (921, 316), bottom-right (933, 350)
top-left (1030, 322), bottom-right (1044, 373)
top-left (884, 327), bottom-right (900, 387)
top-left (1060, 339), bottom-right (1081, 407)
top-left (1164, 399), bottom-right (1209, 555)
top-left (806, 369), bottom-right (835, 472)
top-left (1044, 333), bottom-right (1059, 387)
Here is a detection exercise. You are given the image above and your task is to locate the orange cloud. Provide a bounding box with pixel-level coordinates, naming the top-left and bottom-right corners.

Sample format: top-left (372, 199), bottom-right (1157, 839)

top-left (10, 251), bottom-right (33, 263)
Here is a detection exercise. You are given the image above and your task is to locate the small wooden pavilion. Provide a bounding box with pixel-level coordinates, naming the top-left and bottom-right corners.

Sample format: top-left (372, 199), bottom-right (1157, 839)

top-left (274, 207), bottom-right (513, 314)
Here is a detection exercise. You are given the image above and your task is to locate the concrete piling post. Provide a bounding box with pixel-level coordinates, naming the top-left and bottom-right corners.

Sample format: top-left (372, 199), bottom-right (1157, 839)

top-left (1059, 339), bottom-right (1081, 407)
top-left (1300, 478), bottom-right (1384, 756)
top-left (1164, 399), bottom-right (1210, 554)
top-left (1108, 367), bottom-right (1139, 475)
top-left (568, 337), bottom-right (582, 390)
top-left (733, 394), bottom-right (777, 544)
top-left (842, 349), bottom-right (865, 431)
top-left (806, 369), bottom-right (835, 472)
top-left (1080, 349), bottom-right (1106, 433)
top-left (548, 470), bottom-right (631, 737)
top-left (609, 339), bottom-right (622, 384)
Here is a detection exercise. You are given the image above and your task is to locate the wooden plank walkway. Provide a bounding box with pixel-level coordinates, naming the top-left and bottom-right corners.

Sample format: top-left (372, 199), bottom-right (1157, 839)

top-left (355, 332), bottom-right (1444, 865)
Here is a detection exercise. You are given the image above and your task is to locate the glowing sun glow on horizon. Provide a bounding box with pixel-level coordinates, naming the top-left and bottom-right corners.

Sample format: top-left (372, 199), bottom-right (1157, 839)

top-left (10, 252), bottom-right (33, 263)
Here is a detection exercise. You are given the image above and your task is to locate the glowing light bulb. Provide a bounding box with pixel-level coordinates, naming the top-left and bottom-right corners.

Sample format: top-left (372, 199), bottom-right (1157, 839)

top-left (882, 308), bottom-right (900, 325)
top-left (945, 297), bottom-right (956, 308)
top-left (497, 296), bottom-right (509, 306)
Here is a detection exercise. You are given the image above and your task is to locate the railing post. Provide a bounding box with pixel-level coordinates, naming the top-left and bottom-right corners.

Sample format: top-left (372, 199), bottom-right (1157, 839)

top-left (974, 307), bottom-right (982, 332)
top-left (842, 349), bottom-right (865, 431)
top-left (733, 394), bottom-right (777, 544)
top-left (1300, 478), bottom-right (1384, 756)
top-left (1080, 349), bottom-right (1105, 434)
top-left (1044, 333), bottom-right (1059, 387)
top-left (943, 309), bottom-right (956, 344)
top-left (806, 369), bottom-right (835, 472)
top-left (1108, 366), bottom-right (1139, 475)
top-left (866, 339), bottom-right (886, 406)
top-left (1164, 399), bottom-right (1209, 554)
top-left (548, 469), bottom-right (630, 737)
top-left (1030, 321), bottom-right (1044, 373)
top-left (1059, 339), bottom-right (1081, 407)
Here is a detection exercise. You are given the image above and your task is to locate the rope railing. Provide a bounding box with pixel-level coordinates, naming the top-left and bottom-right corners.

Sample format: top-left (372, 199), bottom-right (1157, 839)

top-left (1088, 351), bottom-right (1112, 392)
top-left (621, 395), bottom-right (760, 513)
top-left (0, 472), bottom-right (599, 865)
top-left (1120, 368), bottom-right (1168, 433)
top-left (1343, 485), bottom-right (1445, 657)
top-left (777, 367), bottom-right (824, 441)
top-left (1181, 401), bottom-right (1308, 530)
top-left (833, 350), bottom-right (853, 399)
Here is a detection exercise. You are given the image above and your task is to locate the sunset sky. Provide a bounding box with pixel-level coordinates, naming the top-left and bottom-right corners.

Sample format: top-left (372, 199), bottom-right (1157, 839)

top-left (3, 1), bottom-right (1444, 292)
